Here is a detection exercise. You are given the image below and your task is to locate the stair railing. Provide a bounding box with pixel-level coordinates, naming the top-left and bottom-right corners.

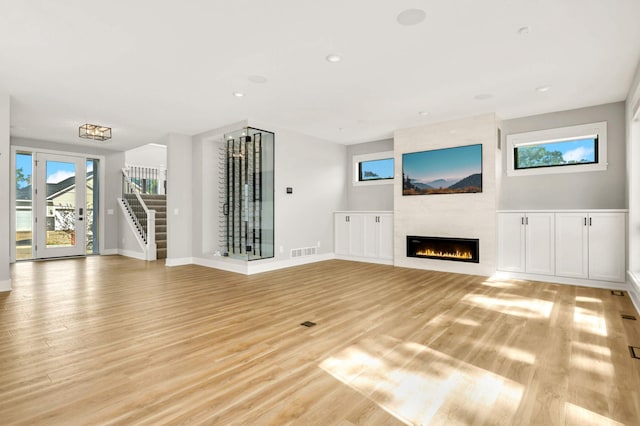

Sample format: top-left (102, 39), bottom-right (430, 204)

top-left (121, 168), bottom-right (156, 248)
top-left (125, 164), bottom-right (167, 195)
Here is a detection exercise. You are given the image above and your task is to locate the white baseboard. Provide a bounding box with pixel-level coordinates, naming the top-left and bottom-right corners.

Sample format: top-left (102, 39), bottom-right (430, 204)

top-left (165, 257), bottom-right (194, 267)
top-left (494, 271), bottom-right (627, 291)
top-left (192, 253), bottom-right (335, 275)
top-left (101, 249), bottom-right (119, 255)
top-left (193, 256), bottom-right (250, 274)
top-left (118, 249), bottom-right (148, 261)
top-left (0, 279), bottom-right (11, 292)
top-left (334, 254), bottom-right (393, 265)
top-left (247, 252), bottom-right (335, 274)
top-left (627, 271), bottom-right (640, 314)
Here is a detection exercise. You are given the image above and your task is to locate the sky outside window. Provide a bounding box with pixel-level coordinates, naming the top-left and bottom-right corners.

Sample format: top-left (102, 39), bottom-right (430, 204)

top-left (359, 158), bottom-right (394, 181)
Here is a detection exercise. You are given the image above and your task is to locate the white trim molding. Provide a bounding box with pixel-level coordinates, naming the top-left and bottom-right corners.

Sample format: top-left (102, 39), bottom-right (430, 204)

top-left (165, 257), bottom-right (193, 267)
top-left (0, 279), bottom-right (11, 292)
top-left (506, 121), bottom-right (607, 176)
top-left (628, 271), bottom-right (640, 314)
top-left (192, 252), bottom-right (335, 275)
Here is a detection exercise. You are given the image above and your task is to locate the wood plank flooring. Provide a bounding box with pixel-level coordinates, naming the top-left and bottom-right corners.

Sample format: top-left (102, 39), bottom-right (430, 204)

top-left (1, 256), bottom-right (640, 425)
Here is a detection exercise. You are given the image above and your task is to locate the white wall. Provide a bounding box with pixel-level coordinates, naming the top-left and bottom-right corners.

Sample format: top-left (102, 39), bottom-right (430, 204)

top-left (346, 138), bottom-right (394, 211)
top-left (626, 61), bottom-right (640, 309)
top-left (0, 93), bottom-right (10, 291)
top-left (165, 133), bottom-right (193, 263)
top-left (125, 144), bottom-right (166, 168)
top-left (500, 102), bottom-right (626, 210)
top-left (394, 114), bottom-right (499, 276)
top-left (269, 124), bottom-right (347, 259)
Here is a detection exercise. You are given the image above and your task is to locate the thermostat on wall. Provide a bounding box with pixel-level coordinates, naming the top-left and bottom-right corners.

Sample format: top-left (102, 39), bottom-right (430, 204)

top-left (286, 187), bottom-right (293, 194)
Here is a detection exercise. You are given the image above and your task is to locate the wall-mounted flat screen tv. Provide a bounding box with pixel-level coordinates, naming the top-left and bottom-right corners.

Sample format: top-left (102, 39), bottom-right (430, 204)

top-left (402, 144), bottom-right (482, 196)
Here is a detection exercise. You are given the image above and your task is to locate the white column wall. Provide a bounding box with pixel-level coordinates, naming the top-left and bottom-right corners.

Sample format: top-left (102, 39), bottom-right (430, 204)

top-left (0, 93), bottom-right (10, 291)
top-left (165, 133), bottom-right (193, 264)
top-left (393, 114), bottom-right (499, 276)
top-left (626, 60), bottom-right (640, 310)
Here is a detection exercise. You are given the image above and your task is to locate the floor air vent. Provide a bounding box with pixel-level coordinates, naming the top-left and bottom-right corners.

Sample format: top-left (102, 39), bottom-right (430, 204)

top-left (611, 290), bottom-right (625, 296)
top-left (622, 314), bottom-right (637, 321)
top-left (291, 247), bottom-right (317, 258)
top-left (629, 346), bottom-right (640, 360)
top-left (300, 321), bottom-right (316, 328)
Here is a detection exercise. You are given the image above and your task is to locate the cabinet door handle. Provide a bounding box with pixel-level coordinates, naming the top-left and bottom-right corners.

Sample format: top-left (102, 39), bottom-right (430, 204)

top-left (589, 217), bottom-right (592, 226)
top-left (525, 217), bottom-right (529, 225)
top-left (346, 216), bottom-right (350, 222)
top-left (584, 217), bottom-right (587, 226)
top-left (521, 217), bottom-right (524, 225)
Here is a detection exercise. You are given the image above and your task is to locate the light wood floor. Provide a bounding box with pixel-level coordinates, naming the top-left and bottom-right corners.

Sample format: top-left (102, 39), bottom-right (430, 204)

top-left (1, 257), bottom-right (640, 425)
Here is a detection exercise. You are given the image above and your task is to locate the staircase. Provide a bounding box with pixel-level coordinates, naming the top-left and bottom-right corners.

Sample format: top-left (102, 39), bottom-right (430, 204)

top-left (140, 194), bottom-right (167, 259)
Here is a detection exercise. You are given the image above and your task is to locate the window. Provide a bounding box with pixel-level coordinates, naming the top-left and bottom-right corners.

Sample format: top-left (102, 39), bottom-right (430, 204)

top-left (507, 122), bottom-right (607, 176)
top-left (359, 158), bottom-right (394, 181)
top-left (353, 151), bottom-right (395, 185)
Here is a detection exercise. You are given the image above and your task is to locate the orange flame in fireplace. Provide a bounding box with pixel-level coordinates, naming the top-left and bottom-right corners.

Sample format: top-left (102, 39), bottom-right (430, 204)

top-left (416, 248), bottom-right (473, 260)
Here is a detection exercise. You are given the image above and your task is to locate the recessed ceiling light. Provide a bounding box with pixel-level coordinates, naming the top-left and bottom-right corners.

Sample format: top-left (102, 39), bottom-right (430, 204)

top-left (419, 111), bottom-right (430, 116)
top-left (397, 9), bottom-right (426, 26)
top-left (536, 85), bottom-right (551, 93)
top-left (474, 93), bottom-right (493, 100)
top-left (518, 26), bottom-right (530, 36)
top-left (248, 75), bottom-right (267, 84)
top-left (233, 92), bottom-right (244, 97)
top-left (326, 54), bottom-right (341, 63)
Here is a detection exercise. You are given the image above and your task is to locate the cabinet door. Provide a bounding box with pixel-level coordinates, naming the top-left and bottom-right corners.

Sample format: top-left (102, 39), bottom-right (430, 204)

top-left (588, 212), bottom-right (626, 282)
top-left (334, 213), bottom-right (350, 255)
top-left (555, 212), bottom-right (589, 279)
top-left (497, 213), bottom-right (525, 272)
top-left (525, 213), bottom-right (555, 275)
top-left (348, 214), bottom-right (365, 257)
top-left (377, 214), bottom-right (394, 260)
top-left (363, 214), bottom-right (379, 258)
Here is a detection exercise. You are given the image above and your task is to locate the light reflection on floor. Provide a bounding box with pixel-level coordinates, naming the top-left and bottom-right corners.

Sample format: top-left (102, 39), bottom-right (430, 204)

top-left (462, 294), bottom-right (554, 319)
top-left (319, 276), bottom-right (635, 425)
top-left (320, 337), bottom-right (524, 425)
top-left (565, 402), bottom-right (625, 426)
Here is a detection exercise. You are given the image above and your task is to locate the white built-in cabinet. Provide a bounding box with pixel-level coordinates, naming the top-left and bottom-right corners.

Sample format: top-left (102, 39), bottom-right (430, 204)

top-left (335, 212), bottom-right (393, 263)
top-left (497, 212), bottom-right (555, 275)
top-left (498, 210), bottom-right (627, 284)
top-left (555, 212), bottom-right (626, 282)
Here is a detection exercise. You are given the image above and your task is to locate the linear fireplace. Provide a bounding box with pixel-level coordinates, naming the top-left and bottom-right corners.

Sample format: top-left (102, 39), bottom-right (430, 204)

top-left (407, 236), bottom-right (479, 263)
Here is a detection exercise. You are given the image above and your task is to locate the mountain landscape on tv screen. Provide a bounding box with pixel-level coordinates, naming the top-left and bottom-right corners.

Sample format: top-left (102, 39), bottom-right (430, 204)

top-left (403, 173), bottom-right (482, 195)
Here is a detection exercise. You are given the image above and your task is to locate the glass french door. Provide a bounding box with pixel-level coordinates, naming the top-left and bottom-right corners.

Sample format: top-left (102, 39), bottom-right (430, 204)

top-left (34, 153), bottom-right (87, 258)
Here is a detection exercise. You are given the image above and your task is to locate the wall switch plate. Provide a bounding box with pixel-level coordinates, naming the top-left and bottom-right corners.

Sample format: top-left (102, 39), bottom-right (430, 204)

top-left (286, 187), bottom-right (293, 194)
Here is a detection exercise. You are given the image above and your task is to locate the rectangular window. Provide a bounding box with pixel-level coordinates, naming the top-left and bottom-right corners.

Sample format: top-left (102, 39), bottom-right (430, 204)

top-left (15, 152), bottom-right (33, 260)
top-left (506, 122), bottom-right (607, 176)
top-left (358, 158), bottom-right (394, 181)
top-left (514, 136), bottom-right (598, 170)
top-left (353, 150), bottom-right (395, 186)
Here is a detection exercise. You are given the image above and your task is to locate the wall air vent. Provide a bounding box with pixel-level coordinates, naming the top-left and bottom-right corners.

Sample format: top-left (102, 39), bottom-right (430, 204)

top-left (291, 247), bottom-right (317, 258)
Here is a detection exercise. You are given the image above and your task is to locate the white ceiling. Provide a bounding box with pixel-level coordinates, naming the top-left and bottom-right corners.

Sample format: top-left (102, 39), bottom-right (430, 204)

top-left (1, 1), bottom-right (639, 151)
